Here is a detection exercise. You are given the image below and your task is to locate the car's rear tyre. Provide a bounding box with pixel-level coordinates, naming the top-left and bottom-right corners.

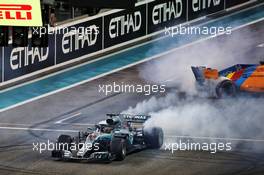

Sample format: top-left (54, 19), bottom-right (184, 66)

top-left (216, 80), bottom-right (236, 98)
top-left (144, 127), bottom-right (164, 149)
top-left (57, 135), bottom-right (72, 151)
top-left (110, 138), bottom-right (127, 161)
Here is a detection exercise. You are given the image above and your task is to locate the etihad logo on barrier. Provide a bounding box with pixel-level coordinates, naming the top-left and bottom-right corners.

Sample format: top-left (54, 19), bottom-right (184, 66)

top-left (0, 4), bottom-right (32, 20)
top-left (0, 0), bottom-right (42, 26)
top-left (192, 0), bottom-right (221, 12)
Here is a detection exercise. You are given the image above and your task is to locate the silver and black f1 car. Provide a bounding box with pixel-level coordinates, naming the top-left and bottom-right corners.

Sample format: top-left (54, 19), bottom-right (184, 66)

top-left (51, 114), bottom-right (163, 162)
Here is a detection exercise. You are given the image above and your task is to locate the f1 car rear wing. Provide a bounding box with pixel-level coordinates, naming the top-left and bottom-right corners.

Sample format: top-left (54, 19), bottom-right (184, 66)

top-left (192, 64), bottom-right (258, 83)
top-left (191, 66), bottom-right (219, 84)
top-left (107, 114), bottom-right (151, 123)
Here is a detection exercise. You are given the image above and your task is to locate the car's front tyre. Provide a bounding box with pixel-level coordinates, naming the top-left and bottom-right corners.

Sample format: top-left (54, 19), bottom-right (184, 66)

top-left (57, 135), bottom-right (72, 151)
top-left (51, 135), bottom-right (73, 159)
top-left (110, 137), bottom-right (127, 161)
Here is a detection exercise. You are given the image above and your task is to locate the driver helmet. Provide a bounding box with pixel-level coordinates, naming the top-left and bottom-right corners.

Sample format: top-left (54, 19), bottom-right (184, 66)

top-left (98, 120), bottom-right (113, 133)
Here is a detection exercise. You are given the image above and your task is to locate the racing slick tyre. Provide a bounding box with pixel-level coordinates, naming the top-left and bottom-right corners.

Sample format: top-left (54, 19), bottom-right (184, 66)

top-left (144, 127), bottom-right (164, 149)
top-left (216, 80), bottom-right (236, 98)
top-left (57, 135), bottom-right (72, 151)
top-left (110, 137), bottom-right (127, 161)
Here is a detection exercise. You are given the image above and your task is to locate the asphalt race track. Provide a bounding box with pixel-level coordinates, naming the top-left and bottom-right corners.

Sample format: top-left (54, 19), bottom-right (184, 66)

top-left (0, 20), bottom-right (264, 175)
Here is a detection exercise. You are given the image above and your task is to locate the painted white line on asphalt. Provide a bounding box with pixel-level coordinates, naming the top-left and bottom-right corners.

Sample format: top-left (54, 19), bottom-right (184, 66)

top-left (1, 17), bottom-right (264, 113)
top-left (0, 123), bottom-right (31, 126)
top-left (55, 113), bottom-right (82, 124)
top-left (257, 43), bottom-right (264, 47)
top-left (60, 123), bottom-right (95, 126)
top-left (0, 126), bottom-right (78, 133)
top-left (166, 135), bottom-right (264, 142)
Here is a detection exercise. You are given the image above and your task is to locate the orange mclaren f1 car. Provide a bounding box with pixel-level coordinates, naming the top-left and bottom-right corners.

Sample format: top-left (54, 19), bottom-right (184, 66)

top-left (191, 62), bottom-right (264, 98)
